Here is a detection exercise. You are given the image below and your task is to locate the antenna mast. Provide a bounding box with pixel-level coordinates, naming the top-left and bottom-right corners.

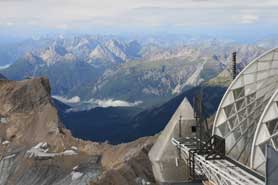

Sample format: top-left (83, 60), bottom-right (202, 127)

top-left (193, 89), bottom-right (209, 149)
top-left (232, 52), bottom-right (237, 80)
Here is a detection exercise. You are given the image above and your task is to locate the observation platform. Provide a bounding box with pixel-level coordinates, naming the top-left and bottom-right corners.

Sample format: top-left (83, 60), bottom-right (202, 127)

top-left (172, 137), bottom-right (265, 185)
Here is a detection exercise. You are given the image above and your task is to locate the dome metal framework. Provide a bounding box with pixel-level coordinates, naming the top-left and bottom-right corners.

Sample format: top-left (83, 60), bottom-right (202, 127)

top-left (213, 48), bottom-right (278, 169)
top-left (251, 88), bottom-right (278, 175)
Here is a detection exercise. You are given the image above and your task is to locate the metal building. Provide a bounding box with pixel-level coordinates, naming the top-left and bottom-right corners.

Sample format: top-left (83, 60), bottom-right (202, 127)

top-left (213, 48), bottom-right (278, 167)
top-left (251, 88), bottom-right (278, 175)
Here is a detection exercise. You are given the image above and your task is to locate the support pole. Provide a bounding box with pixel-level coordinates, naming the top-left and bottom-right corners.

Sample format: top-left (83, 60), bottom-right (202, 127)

top-left (232, 52), bottom-right (237, 80)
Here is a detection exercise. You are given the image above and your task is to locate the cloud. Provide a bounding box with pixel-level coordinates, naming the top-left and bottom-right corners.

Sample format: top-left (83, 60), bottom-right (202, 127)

top-left (55, 24), bottom-right (70, 30)
top-left (52, 96), bottom-right (142, 111)
top-left (0, 0), bottom-right (277, 33)
top-left (87, 98), bottom-right (143, 108)
top-left (240, 14), bottom-right (259, 24)
top-left (52, 95), bottom-right (81, 104)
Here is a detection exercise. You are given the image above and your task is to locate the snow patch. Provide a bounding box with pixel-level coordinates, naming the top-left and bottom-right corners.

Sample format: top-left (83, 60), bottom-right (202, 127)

top-left (71, 171), bottom-right (83, 181)
top-left (135, 177), bottom-right (151, 185)
top-left (73, 165), bottom-right (79, 171)
top-left (0, 117), bottom-right (8, 124)
top-left (71, 146), bottom-right (78, 151)
top-left (26, 142), bottom-right (78, 159)
top-left (63, 150), bottom-right (78, 156)
top-left (52, 95), bottom-right (81, 104)
top-left (2, 140), bottom-right (10, 145)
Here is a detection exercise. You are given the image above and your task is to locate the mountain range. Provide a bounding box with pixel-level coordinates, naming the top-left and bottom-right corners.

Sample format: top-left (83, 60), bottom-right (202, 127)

top-left (0, 34), bottom-right (274, 145)
top-left (0, 35), bottom-right (268, 109)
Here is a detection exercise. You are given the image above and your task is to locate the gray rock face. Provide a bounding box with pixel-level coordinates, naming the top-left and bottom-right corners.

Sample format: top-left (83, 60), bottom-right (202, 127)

top-left (0, 152), bottom-right (101, 185)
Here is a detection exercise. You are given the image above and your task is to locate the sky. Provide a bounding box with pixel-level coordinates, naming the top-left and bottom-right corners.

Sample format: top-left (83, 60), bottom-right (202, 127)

top-left (0, 0), bottom-right (278, 40)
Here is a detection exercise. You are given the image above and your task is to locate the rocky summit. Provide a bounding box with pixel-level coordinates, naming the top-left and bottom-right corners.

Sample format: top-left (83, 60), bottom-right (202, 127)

top-left (0, 77), bottom-right (156, 185)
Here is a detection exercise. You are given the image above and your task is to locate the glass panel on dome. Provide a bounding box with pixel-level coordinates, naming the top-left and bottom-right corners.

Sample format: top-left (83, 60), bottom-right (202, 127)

top-left (247, 102), bottom-right (256, 114)
top-left (238, 109), bottom-right (247, 122)
top-left (257, 71), bottom-right (269, 81)
top-left (246, 93), bottom-right (256, 104)
top-left (244, 73), bottom-right (256, 85)
top-left (240, 139), bottom-right (252, 165)
top-left (254, 109), bottom-right (262, 119)
top-left (218, 122), bottom-right (230, 137)
top-left (229, 116), bottom-right (238, 130)
top-left (263, 100), bottom-right (270, 109)
top-left (256, 96), bottom-right (264, 107)
top-left (239, 135), bottom-right (250, 158)
top-left (240, 120), bottom-right (248, 134)
top-left (266, 119), bottom-right (278, 135)
top-left (236, 99), bottom-right (246, 111)
top-left (258, 61), bottom-right (270, 71)
top-left (233, 127), bottom-right (241, 141)
top-left (248, 124), bottom-right (255, 137)
top-left (249, 112), bottom-right (256, 123)
top-left (233, 87), bottom-right (245, 100)
top-left (247, 120), bottom-right (253, 128)
top-left (224, 103), bottom-right (236, 118)
top-left (259, 142), bottom-right (268, 156)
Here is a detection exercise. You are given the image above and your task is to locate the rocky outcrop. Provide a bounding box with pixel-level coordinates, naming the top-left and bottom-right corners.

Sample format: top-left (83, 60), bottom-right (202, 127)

top-left (0, 77), bottom-right (156, 185)
top-left (0, 77), bottom-right (71, 147)
top-left (92, 137), bottom-right (156, 185)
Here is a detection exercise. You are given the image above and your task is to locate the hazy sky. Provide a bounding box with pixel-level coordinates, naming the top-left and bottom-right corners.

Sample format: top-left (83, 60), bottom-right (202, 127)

top-left (0, 0), bottom-right (277, 39)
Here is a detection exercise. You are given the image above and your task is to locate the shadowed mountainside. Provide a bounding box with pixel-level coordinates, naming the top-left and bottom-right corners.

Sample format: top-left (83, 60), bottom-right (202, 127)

top-left (0, 73), bottom-right (5, 79)
top-left (57, 84), bottom-right (227, 144)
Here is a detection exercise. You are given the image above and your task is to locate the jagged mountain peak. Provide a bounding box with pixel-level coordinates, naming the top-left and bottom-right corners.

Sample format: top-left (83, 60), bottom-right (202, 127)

top-left (104, 39), bottom-right (128, 61)
top-left (105, 39), bottom-right (122, 47)
top-left (89, 44), bottom-right (123, 64)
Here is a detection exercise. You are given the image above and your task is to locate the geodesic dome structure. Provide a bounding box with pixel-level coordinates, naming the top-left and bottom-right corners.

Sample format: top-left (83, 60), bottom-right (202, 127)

top-left (212, 48), bottom-right (278, 168)
top-left (251, 88), bottom-right (278, 175)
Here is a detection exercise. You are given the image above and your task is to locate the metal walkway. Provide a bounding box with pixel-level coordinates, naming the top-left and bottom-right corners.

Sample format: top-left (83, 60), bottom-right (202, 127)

top-left (172, 137), bottom-right (265, 185)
